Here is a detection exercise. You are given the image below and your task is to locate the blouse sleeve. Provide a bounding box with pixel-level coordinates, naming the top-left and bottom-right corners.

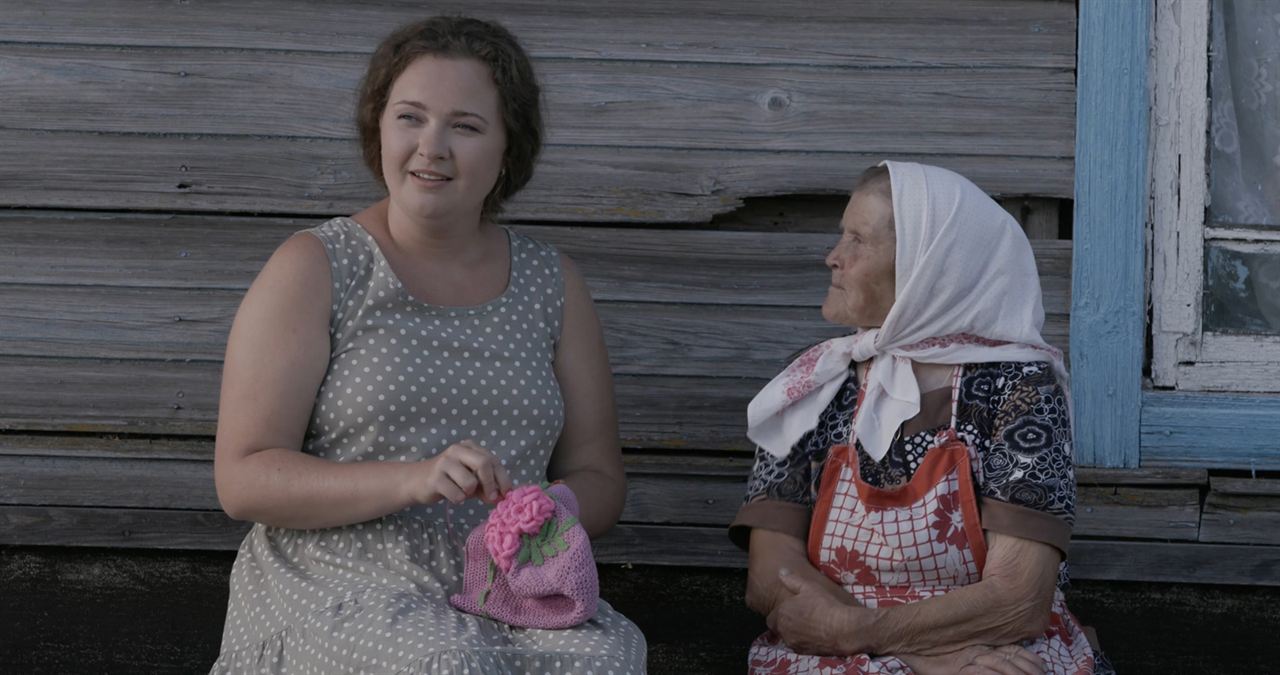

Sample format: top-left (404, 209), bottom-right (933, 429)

top-left (973, 361), bottom-right (1076, 556)
top-left (727, 364), bottom-right (858, 551)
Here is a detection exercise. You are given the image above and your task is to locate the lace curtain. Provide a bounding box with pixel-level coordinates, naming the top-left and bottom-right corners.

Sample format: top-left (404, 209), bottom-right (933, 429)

top-left (1204, 0), bottom-right (1280, 334)
top-left (1209, 0), bottom-right (1280, 228)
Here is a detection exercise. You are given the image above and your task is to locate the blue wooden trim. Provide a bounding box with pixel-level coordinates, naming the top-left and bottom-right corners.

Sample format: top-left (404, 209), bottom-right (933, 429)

top-left (1069, 2), bottom-right (1150, 468)
top-left (1141, 390), bottom-right (1280, 470)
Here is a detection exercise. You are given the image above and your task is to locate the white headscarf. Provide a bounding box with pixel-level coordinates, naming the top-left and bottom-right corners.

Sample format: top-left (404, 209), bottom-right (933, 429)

top-left (746, 161), bottom-right (1067, 462)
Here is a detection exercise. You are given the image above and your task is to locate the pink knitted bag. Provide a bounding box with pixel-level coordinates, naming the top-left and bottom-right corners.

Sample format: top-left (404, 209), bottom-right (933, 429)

top-left (449, 483), bottom-right (599, 629)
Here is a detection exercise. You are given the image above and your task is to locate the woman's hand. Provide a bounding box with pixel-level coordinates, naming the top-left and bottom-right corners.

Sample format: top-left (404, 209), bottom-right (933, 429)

top-left (765, 568), bottom-right (872, 656)
top-left (899, 644), bottom-right (1044, 675)
top-left (410, 440), bottom-right (513, 505)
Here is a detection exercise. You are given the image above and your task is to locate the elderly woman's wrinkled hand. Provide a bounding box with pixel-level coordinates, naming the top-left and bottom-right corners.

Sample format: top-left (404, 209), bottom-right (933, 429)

top-left (764, 568), bottom-right (872, 656)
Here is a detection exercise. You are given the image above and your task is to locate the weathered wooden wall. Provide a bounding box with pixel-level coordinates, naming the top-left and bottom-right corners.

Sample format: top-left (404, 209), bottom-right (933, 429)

top-left (1, 0), bottom-right (1074, 220)
top-left (0, 0), bottom-right (1127, 574)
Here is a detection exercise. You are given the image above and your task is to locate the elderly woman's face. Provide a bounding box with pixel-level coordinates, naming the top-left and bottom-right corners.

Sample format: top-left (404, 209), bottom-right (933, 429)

top-left (822, 190), bottom-right (896, 329)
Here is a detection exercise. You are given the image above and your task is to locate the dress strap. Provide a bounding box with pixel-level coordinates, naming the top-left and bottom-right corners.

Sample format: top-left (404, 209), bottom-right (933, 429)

top-left (949, 364), bottom-right (964, 430)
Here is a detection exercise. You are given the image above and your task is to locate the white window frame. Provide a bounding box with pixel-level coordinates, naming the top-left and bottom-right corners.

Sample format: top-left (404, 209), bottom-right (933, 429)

top-left (1150, 0), bottom-right (1280, 392)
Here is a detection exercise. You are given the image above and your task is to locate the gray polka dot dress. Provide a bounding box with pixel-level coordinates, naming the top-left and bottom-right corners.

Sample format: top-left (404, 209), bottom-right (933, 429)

top-left (211, 217), bottom-right (647, 674)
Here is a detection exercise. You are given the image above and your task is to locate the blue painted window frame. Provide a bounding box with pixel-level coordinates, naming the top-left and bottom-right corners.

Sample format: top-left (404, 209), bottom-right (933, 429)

top-left (1073, 1), bottom-right (1280, 470)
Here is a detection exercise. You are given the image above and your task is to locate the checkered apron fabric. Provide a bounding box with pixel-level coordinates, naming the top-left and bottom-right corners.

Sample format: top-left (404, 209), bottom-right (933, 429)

top-left (748, 381), bottom-right (1096, 674)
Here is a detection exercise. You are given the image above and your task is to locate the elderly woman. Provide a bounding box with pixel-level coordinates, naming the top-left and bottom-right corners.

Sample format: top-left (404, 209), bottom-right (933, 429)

top-left (210, 16), bottom-right (645, 673)
top-left (729, 162), bottom-right (1110, 674)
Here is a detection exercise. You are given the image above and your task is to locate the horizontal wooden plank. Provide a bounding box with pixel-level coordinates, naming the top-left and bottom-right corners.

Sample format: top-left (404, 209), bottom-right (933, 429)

top-left (0, 287), bottom-right (854, 377)
top-left (1066, 540), bottom-right (1280, 586)
top-left (0, 453), bottom-right (748, 526)
top-left (620, 474), bottom-right (743, 526)
top-left (6, 505), bottom-right (1278, 585)
top-left (1199, 484), bottom-right (1280, 545)
top-left (596, 524), bottom-right (745, 567)
top-left (0, 503), bottom-right (747, 566)
top-left (1171, 362), bottom-right (1280, 393)
top-left (4, 45), bottom-right (1073, 157)
top-left (0, 505), bottom-right (249, 550)
top-left (0, 356), bottom-right (756, 449)
top-left (0, 434), bottom-right (211, 461)
top-left (0, 451), bottom-right (1211, 541)
top-left (623, 453), bottom-right (754, 478)
top-left (0, 212), bottom-right (1074, 313)
top-left (1, 0), bottom-right (1075, 69)
top-left (1073, 487), bottom-right (1200, 541)
top-left (1075, 467), bottom-right (1208, 487)
top-left (0, 132), bottom-right (1073, 221)
top-left (1208, 477), bottom-right (1280, 497)
top-left (0, 286), bottom-right (1060, 379)
top-left (1141, 390), bottom-right (1280, 471)
top-left (0, 433), bottom-right (757, 473)
top-left (0, 285), bottom-right (239, 362)
top-left (0, 358), bottom-right (218, 436)
top-left (0, 456), bottom-right (219, 511)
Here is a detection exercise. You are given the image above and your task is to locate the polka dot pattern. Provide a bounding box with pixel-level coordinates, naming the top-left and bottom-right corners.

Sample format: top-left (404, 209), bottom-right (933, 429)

top-left (211, 218), bottom-right (646, 673)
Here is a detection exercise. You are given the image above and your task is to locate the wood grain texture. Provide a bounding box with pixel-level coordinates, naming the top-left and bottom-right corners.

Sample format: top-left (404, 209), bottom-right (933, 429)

top-left (0, 357), bottom-right (759, 449)
top-left (0, 434), bottom-right (212, 461)
top-left (0, 131), bottom-right (1073, 220)
top-left (5, 504), bottom-right (1278, 585)
top-left (0, 286), bottom-right (1066, 378)
top-left (1208, 477), bottom-right (1280, 497)
top-left (0, 0), bottom-right (1075, 68)
top-left (1170, 362), bottom-right (1280, 393)
top-left (1069, 1), bottom-right (1149, 467)
top-left (1066, 540), bottom-right (1280, 586)
top-left (0, 212), bottom-right (1073, 313)
top-left (0, 284), bottom-right (842, 372)
top-left (1200, 478), bottom-right (1280, 547)
top-left (1148, 0), bottom-right (1211, 387)
top-left (0, 505), bottom-right (250, 550)
top-left (0, 451), bottom-right (1214, 545)
top-left (1075, 466), bottom-right (1207, 487)
top-left (3, 45), bottom-right (1073, 157)
top-left (1073, 487), bottom-right (1200, 541)
top-left (1001, 198), bottom-right (1060, 239)
top-left (0, 456), bottom-right (220, 510)
top-left (1141, 390), bottom-right (1280, 470)
top-left (1200, 491), bottom-right (1280, 546)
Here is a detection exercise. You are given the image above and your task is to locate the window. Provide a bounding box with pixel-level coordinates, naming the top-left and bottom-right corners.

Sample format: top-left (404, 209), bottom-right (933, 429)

top-left (1150, 0), bottom-right (1280, 392)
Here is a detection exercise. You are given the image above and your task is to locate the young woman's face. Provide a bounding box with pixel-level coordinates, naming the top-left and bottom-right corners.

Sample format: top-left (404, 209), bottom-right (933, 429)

top-left (822, 190), bottom-right (896, 329)
top-left (380, 56), bottom-right (507, 223)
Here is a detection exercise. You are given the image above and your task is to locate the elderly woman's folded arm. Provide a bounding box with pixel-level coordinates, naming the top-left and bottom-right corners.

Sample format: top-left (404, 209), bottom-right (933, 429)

top-left (747, 527), bottom-right (854, 616)
top-left (803, 530), bottom-right (1060, 657)
top-left (870, 531), bottom-right (1059, 655)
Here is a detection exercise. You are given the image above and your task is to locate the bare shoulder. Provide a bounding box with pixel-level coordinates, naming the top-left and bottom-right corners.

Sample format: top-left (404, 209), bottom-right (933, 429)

top-left (265, 231), bottom-right (331, 282)
top-left (557, 251), bottom-right (590, 298)
top-left (234, 231), bottom-right (333, 333)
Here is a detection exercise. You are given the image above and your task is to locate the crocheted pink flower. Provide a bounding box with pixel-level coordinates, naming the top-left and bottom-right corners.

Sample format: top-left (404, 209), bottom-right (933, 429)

top-left (483, 485), bottom-right (556, 572)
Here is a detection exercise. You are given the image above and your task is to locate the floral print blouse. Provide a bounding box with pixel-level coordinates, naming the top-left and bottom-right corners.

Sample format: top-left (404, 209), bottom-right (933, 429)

top-left (730, 361), bottom-right (1076, 555)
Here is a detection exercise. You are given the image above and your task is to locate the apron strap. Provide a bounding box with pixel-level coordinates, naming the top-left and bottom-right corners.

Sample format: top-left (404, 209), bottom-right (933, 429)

top-left (949, 364), bottom-right (984, 486)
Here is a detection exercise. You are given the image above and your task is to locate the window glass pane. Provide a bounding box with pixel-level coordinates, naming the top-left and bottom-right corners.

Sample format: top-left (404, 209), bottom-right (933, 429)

top-left (1203, 243), bottom-right (1280, 334)
top-left (1208, 0), bottom-right (1280, 228)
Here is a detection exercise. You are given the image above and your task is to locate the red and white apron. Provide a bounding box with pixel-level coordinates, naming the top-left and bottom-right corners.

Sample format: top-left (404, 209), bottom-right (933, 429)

top-left (749, 371), bottom-right (1095, 674)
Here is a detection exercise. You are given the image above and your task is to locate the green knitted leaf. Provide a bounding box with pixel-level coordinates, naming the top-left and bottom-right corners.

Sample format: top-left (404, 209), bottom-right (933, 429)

top-left (477, 559), bottom-right (497, 614)
top-left (531, 542), bottom-right (544, 566)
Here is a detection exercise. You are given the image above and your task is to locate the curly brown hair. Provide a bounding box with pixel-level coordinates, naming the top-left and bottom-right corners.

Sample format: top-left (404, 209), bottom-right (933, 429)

top-left (356, 16), bottom-right (543, 219)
